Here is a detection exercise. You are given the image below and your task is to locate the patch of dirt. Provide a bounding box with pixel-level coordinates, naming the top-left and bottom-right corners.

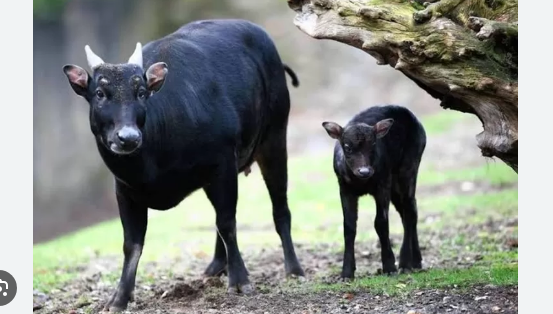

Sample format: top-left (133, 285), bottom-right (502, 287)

top-left (36, 281), bottom-right (518, 314)
top-left (34, 217), bottom-right (517, 314)
top-left (168, 285), bottom-right (518, 314)
top-left (416, 180), bottom-right (516, 198)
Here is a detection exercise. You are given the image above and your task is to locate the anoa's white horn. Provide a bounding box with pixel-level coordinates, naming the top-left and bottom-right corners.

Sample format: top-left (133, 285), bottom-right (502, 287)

top-left (84, 45), bottom-right (105, 69)
top-left (127, 42), bottom-right (143, 68)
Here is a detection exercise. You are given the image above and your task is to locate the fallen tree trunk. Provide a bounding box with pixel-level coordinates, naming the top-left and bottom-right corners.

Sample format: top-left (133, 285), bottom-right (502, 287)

top-left (288, 0), bottom-right (518, 172)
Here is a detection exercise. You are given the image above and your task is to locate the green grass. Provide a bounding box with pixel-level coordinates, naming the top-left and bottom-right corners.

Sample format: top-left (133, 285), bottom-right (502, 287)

top-left (418, 189), bottom-right (518, 226)
top-left (32, 160), bottom-right (517, 292)
top-left (307, 264), bottom-right (518, 296)
top-left (420, 109), bottom-right (470, 135)
top-left (33, 271), bottom-right (76, 293)
top-left (480, 251), bottom-right (519, 265)
top-left (33, 162), bottom-right (517, 265)
top-left (418, 162), bottom-right (517, 185)
top-left (33, 111), bottom-right (518, 293)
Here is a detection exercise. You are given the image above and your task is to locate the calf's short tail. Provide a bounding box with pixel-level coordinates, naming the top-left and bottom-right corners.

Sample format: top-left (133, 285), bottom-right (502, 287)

top-left (283, 63), bottom-right (300, 88)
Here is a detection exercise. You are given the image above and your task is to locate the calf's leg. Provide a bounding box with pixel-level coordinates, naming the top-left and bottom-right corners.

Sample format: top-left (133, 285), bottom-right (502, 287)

top-left (404, 196), bottom-right (422, 270)
top-left (392, 159), bottom-right (423, 272)
top-left (374, 186), bottom-right (397, 274)
top-left (339, 188), bottom-right (359, 279)
top-left (204, 155), bottom-right (252, 294)
top-left (255, 129), bottom-right (304, 277)
top-left (104, 185), bottom-right (148, 312)
top-left (392, 188), bottom-right (422, 272)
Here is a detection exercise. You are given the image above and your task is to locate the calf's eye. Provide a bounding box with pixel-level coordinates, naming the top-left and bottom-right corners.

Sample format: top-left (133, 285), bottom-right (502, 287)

top-left (137, 90), bottom-right (147, 99)
top-left (95, 89), bottom-right (105, 99)
top-left (344, 144), bottom-right (352, 154)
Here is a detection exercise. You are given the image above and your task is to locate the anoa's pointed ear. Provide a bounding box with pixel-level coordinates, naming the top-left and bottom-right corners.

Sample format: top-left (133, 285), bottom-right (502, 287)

top-left (375, 118), bottom-right (394, 139)
top-left (322, 121), bottom-right (343, 140)
top-left (63, 64), bottom-right (90, 97)
top-left (145, 62), bottom-right (168, 93)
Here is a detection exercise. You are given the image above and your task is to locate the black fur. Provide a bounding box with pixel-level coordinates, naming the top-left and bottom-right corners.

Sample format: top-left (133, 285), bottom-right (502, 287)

top-left (322, 105), bottom-right (427, 279)
top-left (63, 19), bottom-right (304, 312)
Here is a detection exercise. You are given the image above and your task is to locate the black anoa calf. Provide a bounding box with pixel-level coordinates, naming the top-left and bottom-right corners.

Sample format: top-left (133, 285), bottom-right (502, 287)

top-left (322, 105), bottom-right (426, 279)
top-left (63, 19), bottom-right (304, 312)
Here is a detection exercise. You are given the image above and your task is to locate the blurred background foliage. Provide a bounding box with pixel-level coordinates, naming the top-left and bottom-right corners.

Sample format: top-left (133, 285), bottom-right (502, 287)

top-left (34, 0), bottom-right (449, 243)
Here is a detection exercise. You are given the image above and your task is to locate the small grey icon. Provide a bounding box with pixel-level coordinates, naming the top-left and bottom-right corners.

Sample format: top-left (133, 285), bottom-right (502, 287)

top-left (0, 270), bottom-right (17, 306)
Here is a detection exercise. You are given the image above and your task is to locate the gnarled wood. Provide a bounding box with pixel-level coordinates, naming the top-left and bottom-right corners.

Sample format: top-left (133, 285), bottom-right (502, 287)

top-left (288, 0), bottom-right (518, 172)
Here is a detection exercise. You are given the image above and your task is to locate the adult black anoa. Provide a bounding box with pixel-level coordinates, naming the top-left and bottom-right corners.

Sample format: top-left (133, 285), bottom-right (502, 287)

top-left (62, 19), bottom-right (304, 313)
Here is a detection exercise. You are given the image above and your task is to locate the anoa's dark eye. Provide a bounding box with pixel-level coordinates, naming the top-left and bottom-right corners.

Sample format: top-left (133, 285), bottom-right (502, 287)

top-left (343, 144), bottom-right (352, 154)
top-left (137, 89), bottom-right (147, 99)
top-left (95, 89), bottom-right (105, 100)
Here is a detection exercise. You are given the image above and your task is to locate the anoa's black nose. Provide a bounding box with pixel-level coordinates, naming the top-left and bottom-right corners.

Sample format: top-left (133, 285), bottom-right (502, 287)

top-left (356, 167), bottom-right (372, 178)
top-left (116, 127), bottom-right (141, 149)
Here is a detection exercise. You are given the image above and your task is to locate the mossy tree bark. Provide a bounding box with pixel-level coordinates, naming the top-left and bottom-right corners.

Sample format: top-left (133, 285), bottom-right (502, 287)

top-left (288, 0), bottom-right (518, 172)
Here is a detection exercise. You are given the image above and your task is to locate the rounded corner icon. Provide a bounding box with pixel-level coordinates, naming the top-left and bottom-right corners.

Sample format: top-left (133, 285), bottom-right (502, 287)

top-left (0, 270), bottom-right (17, 306)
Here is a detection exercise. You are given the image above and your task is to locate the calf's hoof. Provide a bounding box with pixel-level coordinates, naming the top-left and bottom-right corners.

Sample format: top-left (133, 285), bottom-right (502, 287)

top-left (399, 259), bottom-right (422, 272)
top-left (286, 264), bottom-right (306, 277)
top-left (340, 269), bottom-right (355, 280)
top-left (204, 259), bottom-right (227, 277)
top-left (378, 264), bottom-right (398, 276)
top-left (103, 291), bottom-right (129, 313)
top-left (384, 264), bottom-right (398, 275)
top-left (227, 282), bottom-right (255, 295)
top-left (339, 276), bottom-right (354, 282)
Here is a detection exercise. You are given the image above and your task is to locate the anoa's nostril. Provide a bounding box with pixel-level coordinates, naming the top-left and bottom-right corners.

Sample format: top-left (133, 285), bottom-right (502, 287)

top-left (117, 131), bottom-right (126, 143)
top-left (117, 127), bottom-right (140, 144)
top-left (357, 167), bottom-right (371, 177)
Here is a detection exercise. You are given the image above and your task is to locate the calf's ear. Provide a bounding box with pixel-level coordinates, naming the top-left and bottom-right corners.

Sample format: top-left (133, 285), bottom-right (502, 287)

top-left (145, 62), bottom-right (168, 93)
top-left (63, 64), bottom-right (90, 97)
top-left (375, 118), bottom-right (394, 139)
top-left (322, 121), bottom-right (343, 140)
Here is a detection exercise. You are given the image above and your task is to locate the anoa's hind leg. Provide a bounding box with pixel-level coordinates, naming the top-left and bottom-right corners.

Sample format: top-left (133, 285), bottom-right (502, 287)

top-left (255, 128), bottom-right (304, 277)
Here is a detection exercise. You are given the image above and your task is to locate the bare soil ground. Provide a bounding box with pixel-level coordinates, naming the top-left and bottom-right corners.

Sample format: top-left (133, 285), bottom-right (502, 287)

top-left (34, 208), bottom-right (517, 314)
